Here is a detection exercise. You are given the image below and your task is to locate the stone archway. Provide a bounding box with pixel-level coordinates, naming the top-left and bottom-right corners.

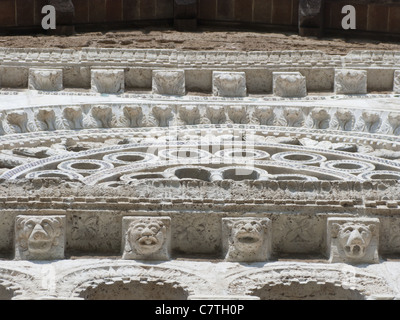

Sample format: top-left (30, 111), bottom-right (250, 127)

top-left (226, 263), bottom-right (394, 300)
top-left (78, 279), bottom-right (189, 300)
top-left (56, 262), bottom-right (210, 300)
top-left (251, 281), bottom-right (366, 300)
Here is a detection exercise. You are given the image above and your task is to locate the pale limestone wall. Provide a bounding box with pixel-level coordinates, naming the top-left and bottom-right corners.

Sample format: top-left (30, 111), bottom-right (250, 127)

top-left (0, 49), bottom-right (400, 300)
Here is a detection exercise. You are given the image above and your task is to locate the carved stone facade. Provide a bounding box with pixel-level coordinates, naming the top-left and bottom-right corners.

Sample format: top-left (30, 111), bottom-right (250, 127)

top-left (0, 49), bottom-right (400, 300)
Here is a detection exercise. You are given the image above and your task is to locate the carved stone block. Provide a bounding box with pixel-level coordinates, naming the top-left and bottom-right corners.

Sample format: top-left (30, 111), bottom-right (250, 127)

top-left (394, 70), bottom-right (400, 94)
top-left (14, 215), bottom-right (66, 260)
top-left (273, 72), bottom-right (307, 97)
top-left (152, 70), bottom-right (186, 96)
top-left (335, 69), bottom-right (367, 94)
top-left (213, 72), bottom-right (247, 97)
top-left (222, 217), bottom-right (271, 262)
top-left (28, 68), bottom-right (63, 91)
top-left (327, 217), bottom-right (380, 264)
top-left (122, 216), bottom-right (171, 260)
top-left (91, 69), bottom-right (125, 94)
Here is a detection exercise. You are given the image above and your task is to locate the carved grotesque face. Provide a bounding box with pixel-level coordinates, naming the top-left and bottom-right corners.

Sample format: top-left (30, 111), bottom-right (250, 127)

top-left (334, 222), bottom-right (375, 259)
top-left (16, 217), bottom-right (62, 255)
top-left (231, 220), bottom-right (266, 252)
top-left (128, 219), bottom-right (166, 255)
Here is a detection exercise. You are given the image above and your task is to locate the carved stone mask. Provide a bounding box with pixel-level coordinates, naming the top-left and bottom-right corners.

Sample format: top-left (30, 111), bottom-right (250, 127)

top-left (333, 222), bottom-right (375, 259)
top-left (128, 219), bottom-right (166, 255)
top-left (231, 220), bottom-right (266, 252)
top-left (16, 216), bottom-right (63, 255)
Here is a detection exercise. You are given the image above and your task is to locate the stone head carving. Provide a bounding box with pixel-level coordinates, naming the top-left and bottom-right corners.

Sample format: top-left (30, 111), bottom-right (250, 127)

top-left (222, 218), bottom-right (271, 262)
top-left (122, 216), bottom-right (171, 260)
top-left (327, 218), bottom-right (380, 264)
top-left (15, 215), bottom-right (66, 260)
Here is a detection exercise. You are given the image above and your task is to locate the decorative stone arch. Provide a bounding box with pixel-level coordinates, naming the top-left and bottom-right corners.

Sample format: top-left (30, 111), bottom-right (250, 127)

top-left (0, 267), bottom-right (37, 300)
top-left (226, 263), bottom-right (394, 300)
top-left (57, 262), bottom-right (211, 300)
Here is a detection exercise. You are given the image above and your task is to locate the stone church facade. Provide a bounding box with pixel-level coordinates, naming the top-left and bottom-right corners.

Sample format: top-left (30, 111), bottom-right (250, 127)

top-left (0, 48), bottom-right (400, 299)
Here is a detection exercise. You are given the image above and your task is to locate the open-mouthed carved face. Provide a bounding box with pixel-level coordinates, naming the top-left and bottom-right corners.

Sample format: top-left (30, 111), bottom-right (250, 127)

top-left (17, 217), bottom-right (62, 255)
top-left (232, 220), bottom-right (266, 252)
top-left (128, 219), bottom-right (166, 255)
top-left (334, 222), bottom-right (375, 259)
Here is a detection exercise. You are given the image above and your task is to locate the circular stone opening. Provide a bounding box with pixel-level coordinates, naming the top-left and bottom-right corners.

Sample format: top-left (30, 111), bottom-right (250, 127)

top-left (333, 163), bottom-right (362, 170)
top-left (215, 149), bottom-right (270, 160)
top-left (284, 154), bottom-right (314, 161)
top-left (129, 173), bottom-right (165, 179)
top-left (158, 148), bottom-right (211, 161)
top-left (39, 173), bottom-right (72, 179)
top-left (175, 168), bottom-right (211, 181)
top-left (172, 150), bottom-right (199, 158)
top-left (70, 163), bottom-right (101, 170)
top-left (369, 174), bottom-right (400, 180)
top-left (222, 168), bottom-right (259, 181)
top-left (275, 175), bottom-right (308, 181)
top-left (271, 152), bottom-right (326, 165)
top-left (116, 155), bottom-right (145, 162)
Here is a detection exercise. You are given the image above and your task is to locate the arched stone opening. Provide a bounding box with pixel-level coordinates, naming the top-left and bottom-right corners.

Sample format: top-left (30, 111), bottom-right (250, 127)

top-left (175, 167), bottom-right (211, 181)
top-left (78, 280), bottom-right (190, 300)
top-left (250, 282), bottom-right (366, 300)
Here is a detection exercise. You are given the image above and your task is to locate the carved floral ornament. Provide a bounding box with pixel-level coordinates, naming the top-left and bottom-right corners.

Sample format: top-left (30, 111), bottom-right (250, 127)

top-left (0, 103), bottom-right (398, 136)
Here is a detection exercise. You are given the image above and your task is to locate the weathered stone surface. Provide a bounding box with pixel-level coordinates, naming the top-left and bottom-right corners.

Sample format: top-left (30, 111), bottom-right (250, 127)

top-left (273, 72), bottom-right (307, 97)
top-left (222, 218), bottom-right (271, 262)
top-left (213, 71), bottom-right (247, 97)
top-left (327, 218), bottom-right (380, 264)
top-left (28, 69), bottom-right (63, 91)
top-left (91, 69), bottom-right (125, 94)
top-left (152, 70), bottom-right (186, 96)
top-left (335, 69), bottom-right (367, 94)
top-left (394, 70), bottom-right (400, 94)
top-left (14, 215), bottom-right (66, 260)
top-left (122, 216), bottom-right (171, 260)
top-left (0, 48), bottom-right (399, 300)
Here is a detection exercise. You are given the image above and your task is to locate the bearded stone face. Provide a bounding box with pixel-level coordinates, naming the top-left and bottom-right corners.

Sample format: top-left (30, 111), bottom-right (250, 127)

top-left (128, 219), bottom-right (166, 255)
top-left (15, 215), bottom-right (65, 260)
